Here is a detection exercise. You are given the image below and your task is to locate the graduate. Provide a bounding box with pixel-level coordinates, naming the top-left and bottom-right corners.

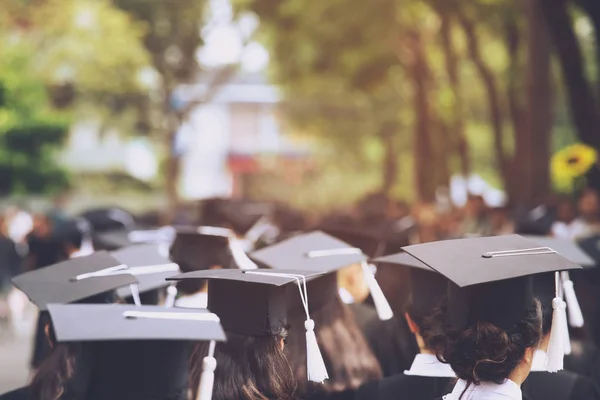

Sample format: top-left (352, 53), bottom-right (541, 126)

top-left (356, 252), bottom-right (455, 400)
top-left (169, 268), bottom-right (325, 400)
top-left (251, 232), bottom-right (385, 400)
top-left (521, 272), bottom-right (600, 400)
top-left (401, 235), bottom-right (582, 400)
top-left (0, 304), bottom-right (225, 400)
top-left (13, 251), bottom-right (138, 370)
top-left (170, 227), bottom-right (256, 309)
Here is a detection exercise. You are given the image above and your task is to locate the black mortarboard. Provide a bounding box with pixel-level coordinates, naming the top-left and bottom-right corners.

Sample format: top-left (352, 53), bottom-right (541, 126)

top-left (47, 303), bottom-right (225, 342)
top-left (94, 229), bottom-right (133, 251)
top-left (47, 303), bottom-right (225, 400)
top-left (522, 236), bottom-right (595, 267)
top-left (319, 225), bottom-right (388, 258)
top-left (169, 268), bottom-right (329, 382)
top-left (252, 231), bottom-right (393, 320)
top-left (110, 244), bottom-right (180, 298)
top-left (169, 227), bottom-right (233, 272)
top-left (251, 231), bottom-right (367, 271)
top-left (168, 268), bottom-right (322, 336)
top-left (374, 252), bottom-right (447, 318)
top-left (402, 234), bottom-right (582, 372)
top-left (12, 252), bottom-right (138, 310)
top-left (79, 207), bottom-right (137, 233)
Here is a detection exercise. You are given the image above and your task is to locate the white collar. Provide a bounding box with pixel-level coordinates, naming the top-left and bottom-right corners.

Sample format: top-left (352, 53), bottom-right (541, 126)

top-left (444, 379), bottom-right (522, 400)
top-left (338, 287), bottom-right (355, 304)
top-left (175, 291), bottom-right (208, 309)
top-left (404, 354), bottom-right (456, 378)
top-left (531, 349), bottom-right (547, 372)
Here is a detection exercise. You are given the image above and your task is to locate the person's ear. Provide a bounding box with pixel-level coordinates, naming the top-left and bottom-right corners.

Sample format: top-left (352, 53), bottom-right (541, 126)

top-left (279, 337), bottom-right (285, 351)
top-left (523, 346), bottom-right (535, 366)
top-left (44, 323), bottom-right (54, 349)
top-left (405, 312), bottom-right (420, 334)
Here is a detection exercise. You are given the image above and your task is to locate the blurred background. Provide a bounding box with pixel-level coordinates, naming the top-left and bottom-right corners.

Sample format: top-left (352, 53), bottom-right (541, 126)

top-left (2, 0), bottom-right (600, 392)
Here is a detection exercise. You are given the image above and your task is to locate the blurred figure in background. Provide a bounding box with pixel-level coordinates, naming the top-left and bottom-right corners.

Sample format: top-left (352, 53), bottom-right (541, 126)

top-left (458, 194), bottom-right (492, 237)
top-left (24, 215), bottom-right (65, 272)
top-left (570, 189), bottom-right (600, 239)
top-left (552, 197), bottom-right (577, 238)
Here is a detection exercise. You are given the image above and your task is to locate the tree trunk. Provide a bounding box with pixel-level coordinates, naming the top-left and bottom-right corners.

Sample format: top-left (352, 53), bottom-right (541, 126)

top-left (526, 0), bottom-right (553, 204)
top-left (380, 122), bottom-right (399, 195)
top-left (504, 17), bottom-right (528, 204)
top-left (439, 8), bottom-right (470, 177)
top-left (457, 11), bottom-right (510, 197)
top-left (541, 0), bottom-right (600, 149)
top-left (409, 30), bottom-right (436, 202)
top-left (576, 0), bottom-right (600, 98)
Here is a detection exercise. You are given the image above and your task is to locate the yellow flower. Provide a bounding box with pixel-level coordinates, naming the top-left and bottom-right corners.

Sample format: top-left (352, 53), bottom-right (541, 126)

top-left (551, 143), bottom-right (598, 191)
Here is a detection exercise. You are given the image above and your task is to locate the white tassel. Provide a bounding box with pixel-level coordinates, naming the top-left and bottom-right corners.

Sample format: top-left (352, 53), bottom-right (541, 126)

top-left (362, 262), bottom-right (393, 321)
top-left (228, 238), bottom-right (258, 270)
top-left (560, 299), bottom-right (571, 355)
top-left (545, 296), bottom-right (565, 372)
top-left (244, 270), bottom-right (329, 383)
top-left (196, 341), bottom-right (217, 400)
top-left (561, 272), bottom-right (584, 328)
top-left (164, 285), bottom-right (178, 308)
top-left (305, 319), bottom-right (329, 383)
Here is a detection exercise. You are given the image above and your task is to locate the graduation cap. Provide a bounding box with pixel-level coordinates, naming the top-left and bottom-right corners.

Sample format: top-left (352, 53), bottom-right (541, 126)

top-left (94, 229), bottom-right (134, 251)
top-left (170, 226), bottom-right (257, 271)
top-left (402, 234), bottom-right (582, 372)
top-left (374, 252), bottom-right (447, 319)
top-left (251, 231), bottom-right (393, 321)
top-left (109, 244), bottom-right (181, 305)
top-left (319, 225), bottom-right (388, 258)
top-left (12, 251), bottom-right (138, 311)
top-left (522, 235), bottom-right (593, 328)
top-left (168, 268), bottom-right (329, 383)
top-left (47, 303), bottom-right (225, 400)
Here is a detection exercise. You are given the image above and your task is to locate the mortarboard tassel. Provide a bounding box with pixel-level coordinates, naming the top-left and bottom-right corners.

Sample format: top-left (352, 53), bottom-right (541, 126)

top-left (196, 340), bottom-right (217, 400)
top-left (164, 285), bottom-right (178, 308)
top-left (361, 262), bottom-right (393, 321)
top-left (545, 272), bottom-right (565, 372)
top-left (228, 238), bottom-right (258, 270)
top-left (561, 271), bottom-right (584, 328)
top-left (245, 271), bottom-right (329, 383)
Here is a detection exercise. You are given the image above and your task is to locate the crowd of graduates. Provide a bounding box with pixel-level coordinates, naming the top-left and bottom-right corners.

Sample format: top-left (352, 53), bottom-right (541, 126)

top-left (1, 189), bottom-right (600, 400)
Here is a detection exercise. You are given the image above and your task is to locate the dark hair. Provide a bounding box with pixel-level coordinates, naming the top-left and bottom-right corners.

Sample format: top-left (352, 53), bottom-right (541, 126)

top-left (438, 299), bottom-right (542, 387)
top-left (190, 327), bottom-right (297, 400)
top-left (30, 344), bottom-right (78, 400)
top-left (405, 301), bottom-right (446, 352)
top-left (286, 296), bottom-right (382, 395)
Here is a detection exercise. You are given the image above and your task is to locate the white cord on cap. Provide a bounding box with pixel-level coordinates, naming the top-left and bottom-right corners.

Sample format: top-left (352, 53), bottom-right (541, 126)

top-left (361, 261), bottom-right (393, 321)
top-left (561, 271), bottom-right (584, 328)
top-left (545, 272), bottom-right (566, 372)
top-left (245, 270), bottom-right (329, 383)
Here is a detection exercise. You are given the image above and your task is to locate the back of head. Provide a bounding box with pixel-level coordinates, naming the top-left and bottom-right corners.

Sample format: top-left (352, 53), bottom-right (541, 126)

top-left (192, 328), bottom-right (296, 400)
top-left (286, 274), bottom-right (382, 394)
top-left (438, 299), bottom-right (542, 385)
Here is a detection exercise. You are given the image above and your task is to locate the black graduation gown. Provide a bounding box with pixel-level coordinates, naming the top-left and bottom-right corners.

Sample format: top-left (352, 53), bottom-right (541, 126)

top-left (356, 375), bottom-right (454, 400)
top-left (348, 303), bottom-right (418, 377)
top-left (523, 370), bottom-right (600, 400)
top-left (0, 387), bottom-right (30, 400)
top-left (565, 341), bottom-right (600, 388)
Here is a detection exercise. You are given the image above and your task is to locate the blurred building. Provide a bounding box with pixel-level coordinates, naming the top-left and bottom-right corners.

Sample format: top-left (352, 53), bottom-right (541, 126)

top-left (173, 71), bottom-right (310, 199)
top-left (61, 72), bottom-right (310, 200)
